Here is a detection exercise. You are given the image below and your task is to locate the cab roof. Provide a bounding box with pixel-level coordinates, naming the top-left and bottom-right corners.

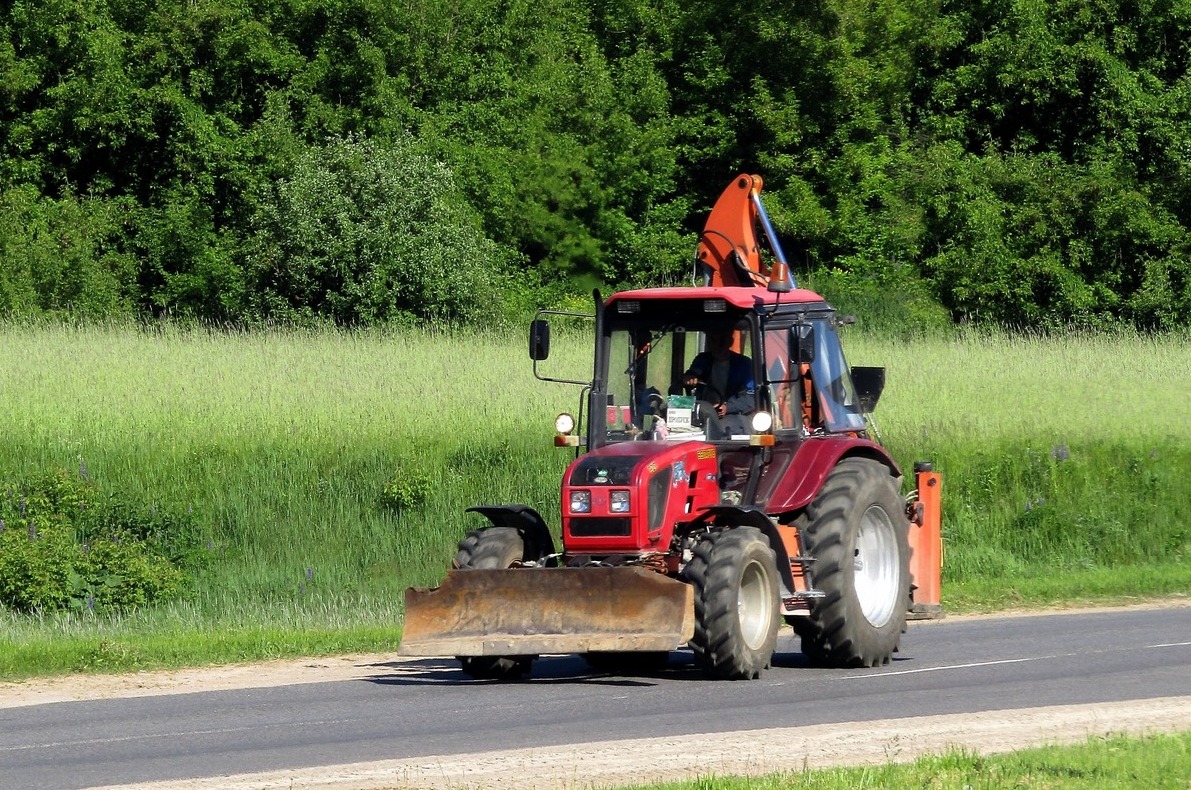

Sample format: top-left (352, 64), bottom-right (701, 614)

top-left (605, 286), bottom-right (827, 310)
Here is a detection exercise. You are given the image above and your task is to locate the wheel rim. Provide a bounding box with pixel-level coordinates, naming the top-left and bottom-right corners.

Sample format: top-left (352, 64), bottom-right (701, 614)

top-left (737, 559), bottom-right (774, 649)
top-left (854, 505), bottom-right (899, 627)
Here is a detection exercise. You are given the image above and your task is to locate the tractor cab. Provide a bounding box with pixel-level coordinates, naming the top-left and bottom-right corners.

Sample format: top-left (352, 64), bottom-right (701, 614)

top-left (531, 285), bottom-right (885, 514)
top-left (538, 286), bottom-right (880, 455)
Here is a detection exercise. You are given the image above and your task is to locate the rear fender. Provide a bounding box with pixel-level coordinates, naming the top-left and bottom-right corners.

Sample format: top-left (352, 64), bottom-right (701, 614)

top-left (696, 505), bottom-right (796, 598)
top-left (766, 438), bottom-right (900, 515)
top-left (466, 505), bottom-right (557, 563)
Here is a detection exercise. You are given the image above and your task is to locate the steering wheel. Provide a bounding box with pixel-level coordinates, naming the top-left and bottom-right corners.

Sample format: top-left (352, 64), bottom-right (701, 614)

top-left (685, 378), bottom-right (724, 405)
top-left (680, 380), bottom-right (724, 433)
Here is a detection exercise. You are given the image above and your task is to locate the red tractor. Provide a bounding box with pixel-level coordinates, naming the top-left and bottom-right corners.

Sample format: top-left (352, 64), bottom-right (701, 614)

top-left (399, 174), bottom-right (943, 680)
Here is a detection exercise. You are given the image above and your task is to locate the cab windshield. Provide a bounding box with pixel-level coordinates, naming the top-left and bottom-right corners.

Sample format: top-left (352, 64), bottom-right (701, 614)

top-left (603, 321), bottom-right (757, 444)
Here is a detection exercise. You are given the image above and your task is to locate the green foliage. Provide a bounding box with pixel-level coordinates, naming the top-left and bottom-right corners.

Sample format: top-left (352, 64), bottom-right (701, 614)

top-left (902, 0), bottom-right (1191, 327)
top-left (0, 468), bottom-right (205, 614)
top-left (801, 268), bottom-right (952, 336)
top-left (378, 466), bottom-right (433, 513)
top-left (0, 186), bottom-right (138, 319)
top-left (664, 0), bottom-right (1191, 328)
top-left (2, 0), bottom-right (1191, 326)
top-left (245, 134), bottom-right (509, 324)
top-left (907, 147), bottom-right (1189, 328)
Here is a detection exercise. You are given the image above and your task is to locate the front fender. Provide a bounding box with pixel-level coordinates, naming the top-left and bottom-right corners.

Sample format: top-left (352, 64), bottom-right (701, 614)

top-left (696, 504), bottom-right (797, 599)
top-left (466, 505), bottom-right (557, 562)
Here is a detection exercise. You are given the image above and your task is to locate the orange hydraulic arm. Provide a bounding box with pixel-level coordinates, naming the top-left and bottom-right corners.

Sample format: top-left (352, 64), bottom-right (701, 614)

top-left (695, 174), bottom-right (795, 290)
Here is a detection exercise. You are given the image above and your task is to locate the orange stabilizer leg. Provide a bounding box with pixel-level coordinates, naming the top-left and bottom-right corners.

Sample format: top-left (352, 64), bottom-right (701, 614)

top-left (907, 463), bottom-right (943, 619)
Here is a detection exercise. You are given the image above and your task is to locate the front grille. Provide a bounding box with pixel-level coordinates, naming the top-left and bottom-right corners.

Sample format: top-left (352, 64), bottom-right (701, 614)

top-left (647, 467), bottom-right (671, 533)
top-left (568, 517), bottom-right (632, 537)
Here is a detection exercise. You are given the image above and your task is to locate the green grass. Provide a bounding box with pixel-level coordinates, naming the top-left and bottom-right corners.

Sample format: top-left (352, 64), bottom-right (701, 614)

top-left (634, 732), bottom-right (1191, 789)
top-left (846, 329), bottom-right (1191, 585)
top-left (1, 323), bottom-right (1189, 678)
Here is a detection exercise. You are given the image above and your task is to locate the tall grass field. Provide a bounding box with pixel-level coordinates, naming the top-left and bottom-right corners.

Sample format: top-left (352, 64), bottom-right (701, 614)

top-left (1, 323), bottom-right (1189, 677)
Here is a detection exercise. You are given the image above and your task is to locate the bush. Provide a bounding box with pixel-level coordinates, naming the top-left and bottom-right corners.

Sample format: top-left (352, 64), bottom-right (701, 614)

top-left (0, 469), bottom-right (205, 614)
top-left (378, 467), bottom-right (433, 513)
top-left (245, 134), bottom-right (514, 326)
top-left (0, 186), bottom-right (138, 320)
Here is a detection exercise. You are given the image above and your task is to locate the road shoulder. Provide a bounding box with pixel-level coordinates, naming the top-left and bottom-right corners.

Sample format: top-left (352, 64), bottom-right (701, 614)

top-left (88, 696), bottom-right (1191, 790)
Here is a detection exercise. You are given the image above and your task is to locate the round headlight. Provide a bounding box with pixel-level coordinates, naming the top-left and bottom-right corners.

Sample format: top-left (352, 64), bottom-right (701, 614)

top-left (555, 413), bottom-right (576, 434)
top-left (751, 411), bottom-right (774, 433)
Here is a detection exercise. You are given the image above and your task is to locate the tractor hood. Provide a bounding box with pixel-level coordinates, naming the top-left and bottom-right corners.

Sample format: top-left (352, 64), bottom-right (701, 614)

top-left (561, 441), bottom-right (721, 554)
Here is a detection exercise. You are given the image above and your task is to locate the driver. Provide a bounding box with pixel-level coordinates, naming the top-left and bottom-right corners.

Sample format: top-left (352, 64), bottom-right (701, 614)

top-left (683, 328), bottom-right (755, 434)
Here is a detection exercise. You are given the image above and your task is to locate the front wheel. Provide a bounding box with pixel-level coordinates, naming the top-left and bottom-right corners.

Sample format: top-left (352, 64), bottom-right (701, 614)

top-left (453, 526), bottom-right (537, 680)
top-left (685, 527), bottom-right (781, 679)
top-left (454, 526), bottom-right (525, 569)
top-left (459, 655), bottom-right (533, 680)
top-left (796, 458), bottom-right (910, 668)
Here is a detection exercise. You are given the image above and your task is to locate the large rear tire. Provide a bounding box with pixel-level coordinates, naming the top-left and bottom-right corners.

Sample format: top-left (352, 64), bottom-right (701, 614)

top-left (453, 526), bottom-right (535, 680)
top-left (796, 458), bottom-right (910, 668)
top-left (686, 527), bottom-right (781, 679)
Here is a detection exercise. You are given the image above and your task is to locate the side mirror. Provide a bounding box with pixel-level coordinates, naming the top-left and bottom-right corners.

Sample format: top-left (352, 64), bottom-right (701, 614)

top-left (529, 319), bottom-right (551, 361)
top-left (851, 366), bottom-right (885, 413)
top-left (790, 323), bottom-right (815, 364)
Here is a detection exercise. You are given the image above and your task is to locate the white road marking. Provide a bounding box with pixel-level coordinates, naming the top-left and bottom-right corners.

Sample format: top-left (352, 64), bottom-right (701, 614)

top-left (845, 640), bottom-right (1191, 680)
top-left (0, 726), bottom-right (256, 753)
top-left (1, 718), bottom-right (360, 754)
top-left (842, 656), bottom-right (1044, 679)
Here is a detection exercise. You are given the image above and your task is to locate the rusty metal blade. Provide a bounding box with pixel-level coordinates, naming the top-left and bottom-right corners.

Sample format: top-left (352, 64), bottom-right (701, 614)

top-left (398, 567), bottom-right (695, 657)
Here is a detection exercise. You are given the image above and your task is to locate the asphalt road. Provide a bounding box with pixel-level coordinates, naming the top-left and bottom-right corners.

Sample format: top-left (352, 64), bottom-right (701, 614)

top-left (3, 607), bottom-right (1189, 790)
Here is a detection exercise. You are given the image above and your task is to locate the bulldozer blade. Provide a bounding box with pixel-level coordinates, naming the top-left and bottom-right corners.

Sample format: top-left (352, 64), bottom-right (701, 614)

top-left (398, 567), bottom-right (695, 657)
